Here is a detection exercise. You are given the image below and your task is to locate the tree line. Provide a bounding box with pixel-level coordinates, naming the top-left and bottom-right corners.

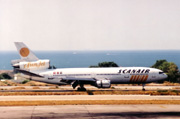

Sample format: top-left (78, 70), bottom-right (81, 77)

top-left (151, 60), bottom-right (179, 83)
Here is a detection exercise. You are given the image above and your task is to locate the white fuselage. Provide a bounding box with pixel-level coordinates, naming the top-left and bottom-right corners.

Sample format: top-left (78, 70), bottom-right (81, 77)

top-left (36, 67), bottom-right (167, 85)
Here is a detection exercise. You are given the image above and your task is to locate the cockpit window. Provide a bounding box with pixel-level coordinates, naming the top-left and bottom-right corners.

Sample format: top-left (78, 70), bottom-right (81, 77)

top-left (159, 72), bottom-right (164, 74)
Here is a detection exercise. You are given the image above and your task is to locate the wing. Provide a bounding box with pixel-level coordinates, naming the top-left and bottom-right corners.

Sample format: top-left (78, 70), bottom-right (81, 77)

top-left (60, 77), bottom-right (96, 82)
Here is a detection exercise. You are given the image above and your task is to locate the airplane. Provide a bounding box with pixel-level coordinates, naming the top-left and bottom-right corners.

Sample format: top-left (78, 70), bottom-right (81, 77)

top-left (11, 42), bottom-right (168, 91)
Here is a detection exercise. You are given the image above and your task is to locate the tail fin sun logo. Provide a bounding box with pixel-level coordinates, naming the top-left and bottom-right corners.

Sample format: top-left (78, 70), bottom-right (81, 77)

top-left (20, 47), bottom-right (30, 57)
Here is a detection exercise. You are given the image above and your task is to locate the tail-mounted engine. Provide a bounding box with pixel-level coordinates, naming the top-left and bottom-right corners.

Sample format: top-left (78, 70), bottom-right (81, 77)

top-left (11, 59), bottom-right (50, 71)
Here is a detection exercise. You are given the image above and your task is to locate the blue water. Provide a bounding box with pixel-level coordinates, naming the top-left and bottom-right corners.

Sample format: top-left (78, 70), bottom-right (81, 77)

top-left (0, 51), bottom-right (180, 70)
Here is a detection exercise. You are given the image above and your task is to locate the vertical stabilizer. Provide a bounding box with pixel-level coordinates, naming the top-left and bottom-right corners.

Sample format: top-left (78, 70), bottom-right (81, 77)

top-left (14, 42), bottom-right (39, 61)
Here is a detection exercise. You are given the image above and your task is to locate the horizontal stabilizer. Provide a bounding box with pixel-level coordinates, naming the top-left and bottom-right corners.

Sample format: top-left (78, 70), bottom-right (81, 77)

top-left (16, 69), bottom-right (44, 78)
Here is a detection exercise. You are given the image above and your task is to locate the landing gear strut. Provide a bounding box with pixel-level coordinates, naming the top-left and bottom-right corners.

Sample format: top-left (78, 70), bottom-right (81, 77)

top-left (77, 83), bottom-right (86, 91)
top-left (142, 83), bottom-right (145, 91)
top-left (72, 81), bottom-right (79, 89)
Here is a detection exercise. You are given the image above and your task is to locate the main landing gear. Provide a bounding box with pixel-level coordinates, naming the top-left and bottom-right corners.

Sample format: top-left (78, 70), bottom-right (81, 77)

top-left (71, 81), bottom-right (87, 91)
top-left (77, 83), bottom-right (86, 91)
top-left (142, 83), bottom-right (145, 91)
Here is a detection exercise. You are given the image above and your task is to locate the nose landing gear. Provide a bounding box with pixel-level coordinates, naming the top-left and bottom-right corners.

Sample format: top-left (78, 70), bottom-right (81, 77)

top-left (142, 83), bottom-right (145, 91)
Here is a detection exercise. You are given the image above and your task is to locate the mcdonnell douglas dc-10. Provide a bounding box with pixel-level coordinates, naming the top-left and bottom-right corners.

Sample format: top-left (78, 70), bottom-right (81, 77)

top-left (11, 42), bottom-right (167, 91)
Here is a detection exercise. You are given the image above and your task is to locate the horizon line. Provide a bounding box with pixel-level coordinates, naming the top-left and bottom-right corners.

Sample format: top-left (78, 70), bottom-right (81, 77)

top-left (1, 49), bottom-right (180, 52)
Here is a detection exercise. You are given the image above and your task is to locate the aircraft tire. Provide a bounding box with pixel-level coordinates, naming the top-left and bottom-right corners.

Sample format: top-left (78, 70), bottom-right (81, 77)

top-left (77, 87), bottom-right (86, 91)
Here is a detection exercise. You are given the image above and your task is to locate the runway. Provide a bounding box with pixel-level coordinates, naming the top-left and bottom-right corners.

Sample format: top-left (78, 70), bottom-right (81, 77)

top-left (0, 95), bottom-right (180, 101)
top-left (0, 86), bottom-right (179, 118)
top-left (0, 85), bottom-right (179, 92)
top-left (0, 105), bottom-right (180, 119)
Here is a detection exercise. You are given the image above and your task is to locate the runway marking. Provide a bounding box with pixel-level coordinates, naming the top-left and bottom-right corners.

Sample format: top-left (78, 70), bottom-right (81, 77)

top-left (159, 105), bottom-right (166, 108)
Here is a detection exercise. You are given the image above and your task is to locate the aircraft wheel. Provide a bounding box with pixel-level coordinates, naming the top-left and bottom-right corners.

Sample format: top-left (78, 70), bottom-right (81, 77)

top-left (77, 87), bottom-right (86, 91)
top-left (142, 83), bottom-right (146, 91)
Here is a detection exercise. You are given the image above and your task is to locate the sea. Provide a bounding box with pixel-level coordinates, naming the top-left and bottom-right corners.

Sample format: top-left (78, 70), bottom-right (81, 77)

top-left (0, 50), bottom-right (180, 70)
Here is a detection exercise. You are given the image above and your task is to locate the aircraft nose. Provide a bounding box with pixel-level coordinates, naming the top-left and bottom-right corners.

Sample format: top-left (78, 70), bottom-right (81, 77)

top-left (161, 73), bottom-right (168, 79)
top-left (164, 74), bottom-right (168, 79)
top-left (159, 70), bottom-right (168, 79)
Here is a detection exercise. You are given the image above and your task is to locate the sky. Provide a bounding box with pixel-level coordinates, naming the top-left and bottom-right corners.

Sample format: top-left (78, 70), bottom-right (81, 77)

top-left (0, 0), bottom-right (180, 51)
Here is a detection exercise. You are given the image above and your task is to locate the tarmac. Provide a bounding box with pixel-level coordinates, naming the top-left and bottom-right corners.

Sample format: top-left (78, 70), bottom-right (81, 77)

top-left (0, 95), bottom-right (180, 101)
top-left (0, 105), bottom-right (180, 119)
top-left (0, 85), bottom-right (179, 90)
top-left (0, 85), bottom-right (180, 118)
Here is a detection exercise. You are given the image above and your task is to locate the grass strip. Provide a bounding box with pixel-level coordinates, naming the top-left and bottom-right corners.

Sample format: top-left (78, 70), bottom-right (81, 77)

top-left (0, 100), bottom-right (180, 106)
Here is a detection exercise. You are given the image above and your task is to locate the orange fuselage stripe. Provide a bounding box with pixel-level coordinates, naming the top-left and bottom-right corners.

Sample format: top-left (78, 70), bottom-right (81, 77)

top-left (130, 75), bottom-right (149, 83)
top-left (130, 75), bottom-right (134, 82)
top-left (135, 75), bottom-right (140, 82)
top-left (132, 75), bottom-right (137, 82)
top-left (143, 75), bottom-right (148, 82)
